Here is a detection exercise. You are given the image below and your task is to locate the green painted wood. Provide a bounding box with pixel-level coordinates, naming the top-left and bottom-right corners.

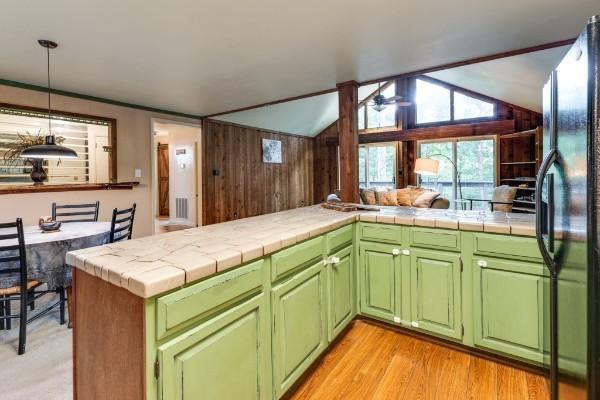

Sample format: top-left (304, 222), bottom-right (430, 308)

top-left (409, 227), bottom-right (460, 252)
top-left (325, 224), bottom-right (354, 255)
top-left (472, 233), bottom-right (542, 262)
top-left (460, 232), bottom-right (475, 347)
top-left (327, 245), bottom-right (354, 341)
top-left (157, 293), bottom-right (272, 400)
top-left (359, 241), bottom-right (401, 322)
top-left (410, 249), bottom-right (462, 339)
top-left (271, 236), bottom-right (324, 282)
top-left (271, 261), bottom-right (327, 398)
top-left (359, 222), bottom-right (403, 244)
top-left (472, 257), bottom-right (547, 363)
top-left (156, 260), bottom-right (265, 340)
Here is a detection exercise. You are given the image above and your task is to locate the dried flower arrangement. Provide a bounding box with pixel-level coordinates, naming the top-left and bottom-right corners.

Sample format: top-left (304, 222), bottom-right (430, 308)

top-left (2, 131), bottom-right (65, 164)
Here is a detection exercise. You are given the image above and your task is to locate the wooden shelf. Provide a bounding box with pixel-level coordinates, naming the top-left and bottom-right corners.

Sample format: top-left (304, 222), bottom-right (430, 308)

top-left (501, 177), bottom-right (536, 182)
top-left (499, 130), bottom-right (536, 140)
top-left (512, 206), bottom-right (536, 213)
top-left (514, 199), bottom-right (535, 204)
top-left (0, 182), bottom-right (139, 195)
top-left (501, 161), bottom-right (536, 165)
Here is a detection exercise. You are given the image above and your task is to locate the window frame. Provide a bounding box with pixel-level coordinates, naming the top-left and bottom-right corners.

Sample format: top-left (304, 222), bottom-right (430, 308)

top-left (358, 142), bottom-right (399, 189)
top-left (416, 135), bottom-right (497, 205)
top-left (411, 76), bottom-right (497, 128)
top-left (0, 103), bottom-right (118, 185)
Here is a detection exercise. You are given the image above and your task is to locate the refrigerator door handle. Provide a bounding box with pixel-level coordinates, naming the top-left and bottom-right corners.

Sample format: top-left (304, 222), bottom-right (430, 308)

top-left (535, 148), bottom-right (557, 274)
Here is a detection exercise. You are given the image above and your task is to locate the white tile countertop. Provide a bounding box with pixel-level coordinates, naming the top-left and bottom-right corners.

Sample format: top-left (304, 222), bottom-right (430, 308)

top-left (66, 205), bottom-right (536, 298)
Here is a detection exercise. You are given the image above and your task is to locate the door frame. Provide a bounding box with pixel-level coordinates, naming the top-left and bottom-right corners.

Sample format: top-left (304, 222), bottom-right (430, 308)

top-left (150, 118), bottom-right (202, 233)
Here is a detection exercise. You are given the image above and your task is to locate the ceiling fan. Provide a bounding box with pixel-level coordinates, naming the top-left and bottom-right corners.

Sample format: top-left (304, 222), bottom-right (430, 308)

top-left (367, 82), bottom-right (411, 112)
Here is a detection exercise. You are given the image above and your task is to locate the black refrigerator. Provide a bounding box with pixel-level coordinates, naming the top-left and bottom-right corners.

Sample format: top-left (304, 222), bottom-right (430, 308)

top-left (536, 15), bottom-right (600, 400)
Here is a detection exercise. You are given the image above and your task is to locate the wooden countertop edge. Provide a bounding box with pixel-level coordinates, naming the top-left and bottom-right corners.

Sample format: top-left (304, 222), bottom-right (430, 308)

top-left (0, 181), bottom-right (140, 194)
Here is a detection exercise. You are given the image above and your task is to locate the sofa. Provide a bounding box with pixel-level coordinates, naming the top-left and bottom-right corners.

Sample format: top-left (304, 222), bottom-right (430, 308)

top-left (359, 187), bottom-right (450, 209)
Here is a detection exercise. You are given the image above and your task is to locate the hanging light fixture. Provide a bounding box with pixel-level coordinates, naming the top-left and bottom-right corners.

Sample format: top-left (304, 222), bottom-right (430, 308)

top-left (20, 40), bottom-right (78, 160)
top-left (370, 82), bottom-right (387, 112)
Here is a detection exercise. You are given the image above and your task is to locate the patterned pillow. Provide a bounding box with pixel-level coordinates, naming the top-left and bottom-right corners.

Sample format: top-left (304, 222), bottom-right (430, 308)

top-left (360, 188), bottom-right (377, 205)
top-left (395, 188), bottom-right (412, 206)
top-left (375, 190), bottom-right (398, 206)
top-left (408, 187), bottom-right (427, 205)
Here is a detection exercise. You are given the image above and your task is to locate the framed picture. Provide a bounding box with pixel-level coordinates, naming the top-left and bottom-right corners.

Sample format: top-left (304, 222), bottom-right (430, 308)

top-left (262, 138), bottom-right (282, 164)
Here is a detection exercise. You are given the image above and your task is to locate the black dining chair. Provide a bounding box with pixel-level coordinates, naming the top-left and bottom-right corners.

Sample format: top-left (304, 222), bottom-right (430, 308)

top-left (52, 201), bottom-right (100, 223)
top-left (110, 203), bottom-right (136, 243)
top-left (0, 218), bottom-right (66, 355)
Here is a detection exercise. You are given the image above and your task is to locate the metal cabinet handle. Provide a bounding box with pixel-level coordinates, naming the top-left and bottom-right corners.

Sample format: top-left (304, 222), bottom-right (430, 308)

top-left (392, 249), bottom-right (401, 256)
top-left (477, 260), bottom-right (487, 268)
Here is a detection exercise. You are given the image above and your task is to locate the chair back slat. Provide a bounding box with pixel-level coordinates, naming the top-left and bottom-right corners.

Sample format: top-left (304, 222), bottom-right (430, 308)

top-left (110, 203), bottom-right (136, 243)
top-left (52, 201), bottom-right (100, 223)
top-left (0, 219), bottom-right (27, 288)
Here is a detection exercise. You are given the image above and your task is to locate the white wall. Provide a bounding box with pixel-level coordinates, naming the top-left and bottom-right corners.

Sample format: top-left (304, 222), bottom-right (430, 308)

top-left (166, 124), bottom-right (201, 226)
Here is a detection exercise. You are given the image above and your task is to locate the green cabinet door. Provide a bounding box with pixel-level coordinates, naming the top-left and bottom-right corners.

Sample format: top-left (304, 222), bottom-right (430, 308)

top-left (473, 257), bottom-right (546, 363)
top-left (157, 293), bottom-right (272, 400)
top-left (271, 261), bottom-right (327, 398)
top-left (327, 245), bottom-right (354, 341)
top-left (410, 248), bottom-right (462, 339)
top-left (359, 242), bottom-right (401, 322)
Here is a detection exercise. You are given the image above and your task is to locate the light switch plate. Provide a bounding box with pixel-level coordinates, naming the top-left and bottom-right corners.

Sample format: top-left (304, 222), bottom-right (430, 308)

top-left (134, 168), bottom-right (142, 178)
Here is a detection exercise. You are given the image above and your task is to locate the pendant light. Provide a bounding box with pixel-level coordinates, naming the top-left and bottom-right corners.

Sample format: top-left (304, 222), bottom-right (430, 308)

top-left (20, 40), bottom-right (78, 160)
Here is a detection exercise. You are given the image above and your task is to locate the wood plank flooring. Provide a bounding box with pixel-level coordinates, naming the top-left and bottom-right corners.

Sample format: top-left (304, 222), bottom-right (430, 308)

top-left (287, 320), bottom-right (550, 400)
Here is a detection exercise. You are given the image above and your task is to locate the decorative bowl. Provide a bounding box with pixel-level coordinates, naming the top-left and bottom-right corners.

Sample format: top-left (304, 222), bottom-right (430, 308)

top-left (40, 221), bottom-right (62, 232)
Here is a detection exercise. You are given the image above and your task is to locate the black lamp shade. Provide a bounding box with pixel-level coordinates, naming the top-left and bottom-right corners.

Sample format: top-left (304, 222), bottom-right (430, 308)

top-left (20, 135), bottom-right (78, 159)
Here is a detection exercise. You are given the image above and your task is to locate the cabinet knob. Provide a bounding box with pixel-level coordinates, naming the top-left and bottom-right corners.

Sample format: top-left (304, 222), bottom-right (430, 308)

top-left (402, 249), bottom-right (411, 256)
top-left (323, 259), bottom-right (330, 266)
top-left (330, 256), bottom-right (340, 265)
top-left (478, 260), bottom-right (488, 268)
top-left (392, 249), bottom-right (401, 256)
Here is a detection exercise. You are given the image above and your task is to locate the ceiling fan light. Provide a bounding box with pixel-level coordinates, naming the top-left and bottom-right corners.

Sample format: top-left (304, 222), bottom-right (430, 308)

top-left (371, 103), bottom-right (387, 112)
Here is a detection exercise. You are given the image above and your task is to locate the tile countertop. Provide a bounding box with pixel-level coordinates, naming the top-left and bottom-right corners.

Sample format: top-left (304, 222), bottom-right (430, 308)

top-left (66, 205), bottom-right (536, 298)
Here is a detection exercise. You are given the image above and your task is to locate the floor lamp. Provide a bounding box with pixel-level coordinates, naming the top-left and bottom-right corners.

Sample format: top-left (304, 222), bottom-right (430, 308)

top-left (414, 154), bottom-right (463, 200)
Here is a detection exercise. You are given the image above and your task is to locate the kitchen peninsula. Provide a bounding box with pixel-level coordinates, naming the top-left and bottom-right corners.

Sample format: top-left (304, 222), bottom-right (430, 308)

top-left (68, 205), bottom-right (561, 400)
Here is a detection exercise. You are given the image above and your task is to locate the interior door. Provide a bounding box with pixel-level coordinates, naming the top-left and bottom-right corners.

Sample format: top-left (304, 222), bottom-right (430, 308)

top-left (157, 143), bottom-right (169, 216)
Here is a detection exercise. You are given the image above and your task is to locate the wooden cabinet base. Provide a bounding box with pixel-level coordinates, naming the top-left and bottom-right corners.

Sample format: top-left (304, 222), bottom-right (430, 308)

top-left (73, 268), bottom-right (145, 400)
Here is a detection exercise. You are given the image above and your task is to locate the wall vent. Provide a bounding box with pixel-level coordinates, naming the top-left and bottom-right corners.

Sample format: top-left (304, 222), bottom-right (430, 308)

top-left (175, 197), bottom-right (189, 220)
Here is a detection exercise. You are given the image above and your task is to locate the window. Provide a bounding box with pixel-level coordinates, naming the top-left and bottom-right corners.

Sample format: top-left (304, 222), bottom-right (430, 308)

top-left (418, 137), bottom-right (495, 210)
top-left (359, 81), bottom-right (396, 131)
top-left (416, 79), bottom-right (451, 124)
top-left (415, 78), bottom-right (495, 125)
top-left (0, 107), bottom-right (111, 185)
top-left (454, 92), bottom-right (494, 120)
top-left (359, 143), bottom-right (397, 190)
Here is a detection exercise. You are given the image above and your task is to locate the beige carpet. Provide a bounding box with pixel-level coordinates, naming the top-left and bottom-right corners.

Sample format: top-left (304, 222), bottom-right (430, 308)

top-left (0, 292), bottom-right (72, 399)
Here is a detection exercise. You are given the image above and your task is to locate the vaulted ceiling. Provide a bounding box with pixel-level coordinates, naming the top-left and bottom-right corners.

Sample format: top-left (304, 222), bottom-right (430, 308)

top-left (0, 1), bottom-right (596, 117)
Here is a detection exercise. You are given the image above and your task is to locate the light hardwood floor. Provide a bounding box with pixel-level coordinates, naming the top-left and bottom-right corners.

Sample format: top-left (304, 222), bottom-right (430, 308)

top-left (288, 320), bottom-right (550, 400)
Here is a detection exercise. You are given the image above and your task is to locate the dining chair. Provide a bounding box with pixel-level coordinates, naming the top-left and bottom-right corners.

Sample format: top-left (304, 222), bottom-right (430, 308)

top-left (52, 201), bottom-right (100, 223)
top-left (110, 203), bottom-right (136, 243)
top-left (465, 185), bottom-right (517, 212)
top-left (0, 218), bottom-right (66, 354)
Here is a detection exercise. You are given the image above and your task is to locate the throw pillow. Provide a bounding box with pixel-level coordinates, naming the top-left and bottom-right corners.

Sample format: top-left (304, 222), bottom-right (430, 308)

top-left (360, 188), bottom-right (377, 205)
top-left (395, 188), bottom-right (412, 206)
top-left (375, 190), bottom-right (398, 206)
top-left (413, 191), bottom-right (441, 208)
top-left (408, 187), bottom-right (427, 205)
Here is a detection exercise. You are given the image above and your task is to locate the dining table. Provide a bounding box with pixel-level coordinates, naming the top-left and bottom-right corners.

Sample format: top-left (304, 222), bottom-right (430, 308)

top-left (0, 221), bottom-right (112, 293)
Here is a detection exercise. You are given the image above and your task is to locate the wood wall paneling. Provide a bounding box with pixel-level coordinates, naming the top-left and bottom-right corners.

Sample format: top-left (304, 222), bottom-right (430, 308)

top-left (202, 119), bottom-right (314, 225)
top-left (337, 81), bottom-right (359, 203)
top-left (313, 122), bottom-right (339, 203)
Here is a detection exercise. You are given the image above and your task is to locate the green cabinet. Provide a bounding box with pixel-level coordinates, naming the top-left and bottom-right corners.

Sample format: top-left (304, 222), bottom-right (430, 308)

top-left (359, 242), bottom-right (402, 322)
top-left (157, 293), bottom-right (272, 400)
top-left (327, 245), bottom-right (354, 341)
top-left (409, 248), bottom-right (462, 339)
top-left (271, 261), bottom-right (327, 398)
top-left (472, 257), bottom-right (546, 363)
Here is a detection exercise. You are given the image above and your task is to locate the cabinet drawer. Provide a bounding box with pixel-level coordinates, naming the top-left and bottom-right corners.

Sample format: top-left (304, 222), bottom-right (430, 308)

top-left (472, 233), bottom-right (542, 262)
top-left (156, 259), bottom-right (265, 340)
top-left (325, 224), bottom-right (353, 255)
top-left (409, 227), bottom-right (460, 252)
top-left (360, 222), bottom-right (402, 244)
top-left (271, 236), bottom-right (324, 281)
